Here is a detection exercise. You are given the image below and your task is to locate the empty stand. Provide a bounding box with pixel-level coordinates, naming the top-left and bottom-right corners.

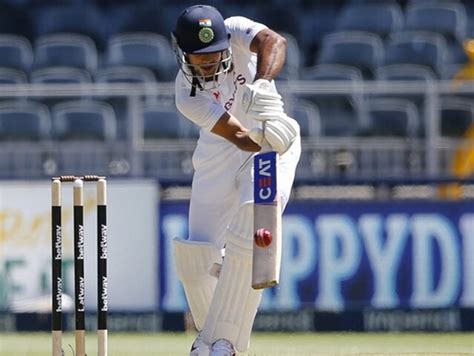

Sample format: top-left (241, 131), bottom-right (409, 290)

top-left (0, 68), bottom-right (27, 84)
top-left (317, 31), bottom-right (384, 79)
top-left (365, 98), bottom-right (420, 137)
top-left (439, 96), bottom-right (474, 137)
top-left (0, 35), bottom-right (33, 72)
top-left (337, 3), bottom-right (403, 38)
top-left (286, 98), bottom-right (321, 138)
top-left (33, 33), bottom-right (98, 71)
top-left (52, 100), bottom-right (117, 141)
top-left (30, 67), bottom-right (93, 84)
top-left (376, 64), bottom-right (437, 82)
top-left (300, 64), bottom-right (364, 136)
top-left (94, 66), bottom-right (156, 83)
top-left (0, 100), bottom-right (50, 141)
top-left (105, 32), bottom-right (176, 81)
top-left (405, 2), bottom-right (467, 43)
top-left (141, 103), bottom-right (199, 140)
top-left (31, 4), bottom-right (105, 48)
top-left (384, 31), bottom-right (448, 77)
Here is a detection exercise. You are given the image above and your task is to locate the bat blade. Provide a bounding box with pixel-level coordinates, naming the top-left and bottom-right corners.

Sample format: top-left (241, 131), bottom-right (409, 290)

top-left (252, 151), bottom-right (282, 289)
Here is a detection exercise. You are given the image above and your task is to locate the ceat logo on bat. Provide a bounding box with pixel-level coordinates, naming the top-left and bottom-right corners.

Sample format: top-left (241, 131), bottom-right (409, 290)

top-left (254, 152), bottom-right (277, 204)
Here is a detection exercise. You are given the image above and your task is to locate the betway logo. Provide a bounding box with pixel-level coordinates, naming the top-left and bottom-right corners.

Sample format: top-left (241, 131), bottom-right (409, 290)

top-left (78, 225), bottom-right (84, 259)
top-left (55, 277), bottom-right (62, 312)
top-left (55, 225), bottom-right (62, 260)
top-left (78, 276), bottom-right (85, 312)
top-left (100, 224), bottom-right (107, 259)
top-left (101, 276), bottom-right (108, 312)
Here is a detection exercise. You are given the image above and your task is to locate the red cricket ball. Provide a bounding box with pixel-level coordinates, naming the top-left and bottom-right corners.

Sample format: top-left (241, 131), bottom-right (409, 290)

top-left (254, 228), bottom-right (272, 248)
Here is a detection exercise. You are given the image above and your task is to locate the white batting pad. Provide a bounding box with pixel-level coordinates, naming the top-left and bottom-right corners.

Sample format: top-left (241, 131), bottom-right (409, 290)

top-left (201, 204), bottom-right (262, 352)
top-left (173, 238), bottom-right (222, 331)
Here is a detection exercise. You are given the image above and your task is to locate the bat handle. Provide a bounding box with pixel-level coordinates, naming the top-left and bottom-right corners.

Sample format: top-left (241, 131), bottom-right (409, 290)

top-left (260, 140), bottom-right (273, 153)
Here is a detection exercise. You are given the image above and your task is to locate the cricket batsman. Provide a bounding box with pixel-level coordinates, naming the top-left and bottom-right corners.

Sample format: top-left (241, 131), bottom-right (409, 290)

top-left (171, 4), bottom-right (301, 355)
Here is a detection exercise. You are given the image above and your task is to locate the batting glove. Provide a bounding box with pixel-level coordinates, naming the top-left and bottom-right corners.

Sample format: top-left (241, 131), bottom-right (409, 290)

top-left (242, 79), bottom-right (284, 120)
top-left (249, 113), bottom-right (300, 155)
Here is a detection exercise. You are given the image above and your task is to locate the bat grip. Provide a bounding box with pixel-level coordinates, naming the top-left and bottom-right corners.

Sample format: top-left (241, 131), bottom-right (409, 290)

top-left (260, 140), bottom-right (273, 153)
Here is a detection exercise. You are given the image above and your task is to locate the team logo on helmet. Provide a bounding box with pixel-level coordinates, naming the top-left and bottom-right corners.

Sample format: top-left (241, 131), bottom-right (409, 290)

top-left (199, 19), bottom-right (212, 27)
top-left (198, 27), bottom-right (214, 43)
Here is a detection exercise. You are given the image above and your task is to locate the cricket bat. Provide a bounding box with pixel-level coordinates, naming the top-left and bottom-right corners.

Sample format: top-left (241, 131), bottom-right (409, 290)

top-left (252, 148), bottom-right (282, 289)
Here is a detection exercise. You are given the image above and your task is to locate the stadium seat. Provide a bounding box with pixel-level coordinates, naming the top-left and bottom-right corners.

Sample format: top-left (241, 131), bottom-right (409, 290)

top-left (383, 31), bottom-right (448, 76)
top-left (376, 64), bottom-right (437, 82)
top-left (0, 35), bottom-right (33, 72)
top-left (94, 66), bottom-right (158, 140)
top-left (297, 4), bottom-right (340, 66)
top-left (31, 4), bottom-right (105, 48)
top-left (440, 63), bottom-right (464, 80)
top-left (302, 63), bottom-right (364, 81)
top-left (364, 98), bottom-right (420, 137)
top-left (404, 2), bottom-right (467, 43)
top-left (94, 66), bottom-right (156, 84)
top-left (286, 98), bottom-right (321, 138)
top-left (33, 33), bottom-right (98, 71)
top-left (299, 64), bottom-right (364, 136)
top-left (317, 31), bottom-right (384, 79)
top-left (52, 100), bottom-right (117, 141)
top-left (375, 64), bottom-right (436, 111)
top-left (113, 2), bottom-right (167, 35)
top-left (30, 67), bottom-right (93, 84)
top-left (105, 32), bottom-right (176, 81)
top-left (0, 68), bottom-right (27, 84)
top-left (0, 100), bottom-right (50, 141)
top-left (336, 3), bottom-right (403, 39)
top-left (141, 103), bottom-right (199, 139)
top-left (439, 96), bottom-right (474, 137)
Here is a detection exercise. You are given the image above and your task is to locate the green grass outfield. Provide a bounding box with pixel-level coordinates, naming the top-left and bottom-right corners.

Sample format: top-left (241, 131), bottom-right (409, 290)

top-left (0, 332), bottom-right (473, 355)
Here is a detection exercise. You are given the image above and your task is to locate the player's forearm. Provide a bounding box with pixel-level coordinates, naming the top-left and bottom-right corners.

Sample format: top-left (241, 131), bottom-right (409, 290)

top-left (235, 130), bottom-right (262, 152)
top-left (254, 32), bottom-right (287, 81)
top-left (211, 112), bottom-right (261, 152)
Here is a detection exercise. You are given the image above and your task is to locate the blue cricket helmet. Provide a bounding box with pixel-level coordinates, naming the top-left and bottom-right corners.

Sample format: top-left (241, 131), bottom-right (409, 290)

top-left (172, 4), bottom-right (233, 90)
top-left (174, 4), bottom-right (230, 54)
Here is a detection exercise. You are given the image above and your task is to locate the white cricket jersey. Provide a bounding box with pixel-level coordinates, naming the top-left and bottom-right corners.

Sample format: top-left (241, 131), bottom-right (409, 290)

top-left (175, 16), bottom-right (272, 171)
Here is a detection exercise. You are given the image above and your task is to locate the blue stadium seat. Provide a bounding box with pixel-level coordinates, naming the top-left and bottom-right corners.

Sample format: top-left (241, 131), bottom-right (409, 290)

top-left (105, 32), bottom-right (176, 81)
top-left (0, 68), bottom-right (27, 84)
top-left (52, 100), bottom-right (117, 141)
top-left (0, 100), bottom-right (50, 141)
top-left (31, 4), bottom-right (105, 48)
top-left (297, 4), bottom-right (340, 66)
top-left (299, 64), bottom-right (364, 136)
top-left (141, 103), bottom-right (199, 139)
top-left (376, 64), bottom-right (436, 82)
top-left (317, 31), bottom-right (384, 79)
top-left (364, 98), bottom-right (419, 137)
top-left (375, 64), bottom-right (436, 109)
top-left (439, 96), bottom-right (474, 137)
top-left (337, 3), bottom-right (403, 38)
top-left (34, 34), bottom-right (98, 71)
top-left (94, 66), bottom-right (158, 140)
top-left (404, 2), bottom-right (467, 43)
top-left (31, 67), bottom-right (93, 84)
top-left (286, 98), bottom-right (321, 138)
top-left (94, 66), bottom-right (156, 84)
top-left (303, 63), bottom-right (364, 81)
top-left (383, 31), bottom-right (448, 76)
top-left (0, 35), bottom-right (33, 72)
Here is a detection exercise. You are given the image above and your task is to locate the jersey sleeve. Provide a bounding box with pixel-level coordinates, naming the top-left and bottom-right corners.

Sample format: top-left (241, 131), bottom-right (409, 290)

top-left (175, 79), bottom-right (226, 132)
top-left (225, 16), bottom-right (268, 51)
